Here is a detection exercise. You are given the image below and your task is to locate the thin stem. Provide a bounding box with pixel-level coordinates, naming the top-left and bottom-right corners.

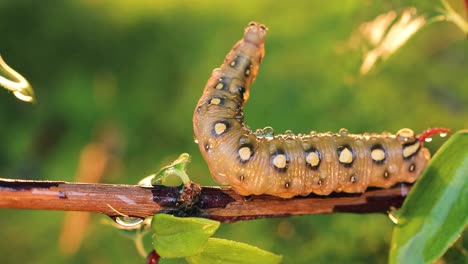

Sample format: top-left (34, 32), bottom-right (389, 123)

top-left (0, 54), bottom-right (35, 103)
top-left (0, 177), bottom-right (411, 223)
top-left (440, 0), bottom-right (468, 34)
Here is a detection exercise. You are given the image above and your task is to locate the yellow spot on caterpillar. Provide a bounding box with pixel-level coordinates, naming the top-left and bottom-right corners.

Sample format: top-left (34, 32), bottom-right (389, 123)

top-left (371, 148), bottom-right (386, 162)
top-left (273, 154), bottom-right (287, 169)
top-left (339, 147), bottom-right (353, 164)
top-left (238, 146), bottom-right (252, 161)
top-left (245, 68), bottom-right (251, 76)
top-left (403, 142), bottom-right (420, 158)
top-left (306, 152), bottom-right (320, 167)
top-left (215, 82), bottom-right (224, 90)
top-left (409, 163), bottom-right (416, 172)
top-left (214, 122), bottom-right (227, 135)
top-left (210, 98), bottom-right (221, 105)
top-left (230, 60), bottom-right (236, 67)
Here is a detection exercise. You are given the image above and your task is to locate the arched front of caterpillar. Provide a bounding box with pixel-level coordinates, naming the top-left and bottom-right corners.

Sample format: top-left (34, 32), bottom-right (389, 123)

top-left (193, 22), bottom-right (430, 198)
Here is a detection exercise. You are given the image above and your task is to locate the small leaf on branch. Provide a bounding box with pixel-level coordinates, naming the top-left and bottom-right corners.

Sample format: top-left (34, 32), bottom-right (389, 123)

top-left (152, 214), bottom-right (220, 258)
top-left (148, 153), bottom-right (192, 186)
top-left (185, 238), bottom-right (283, 264)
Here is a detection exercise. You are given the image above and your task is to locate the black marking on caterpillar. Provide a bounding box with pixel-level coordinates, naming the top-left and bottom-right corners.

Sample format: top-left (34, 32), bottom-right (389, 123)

top-left (193, 22), bottom-right (443, 198)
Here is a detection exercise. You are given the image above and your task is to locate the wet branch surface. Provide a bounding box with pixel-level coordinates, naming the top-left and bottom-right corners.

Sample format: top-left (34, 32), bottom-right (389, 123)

top-left (0, 178), bottom-right (411, 223)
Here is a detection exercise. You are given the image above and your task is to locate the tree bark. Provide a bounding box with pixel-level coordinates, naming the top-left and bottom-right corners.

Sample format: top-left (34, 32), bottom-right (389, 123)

top-left (0, 178), bottom-right (410, 223)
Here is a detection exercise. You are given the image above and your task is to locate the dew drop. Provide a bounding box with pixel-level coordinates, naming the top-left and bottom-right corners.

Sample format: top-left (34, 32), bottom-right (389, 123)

top-left (396, 128), bottom-right (415, 142)
top-left (254, 129), bottom-right (264, 138)
top-left (263, 126), bottom-right (275, 139)
top-left (284, 129), bottom-right (295, 137)
top-left (339, 128), bottom-right (349, 136)
top-left (114, 216), bottom-right (145, 228)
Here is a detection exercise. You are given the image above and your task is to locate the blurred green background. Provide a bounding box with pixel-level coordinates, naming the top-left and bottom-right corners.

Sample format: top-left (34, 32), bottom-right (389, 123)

top-left (0, 1), bottom-right (466, 263)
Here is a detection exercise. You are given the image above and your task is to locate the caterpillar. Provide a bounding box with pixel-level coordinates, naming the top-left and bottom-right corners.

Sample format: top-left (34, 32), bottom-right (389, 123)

top-left (192, 22), bottom-right (449, 198)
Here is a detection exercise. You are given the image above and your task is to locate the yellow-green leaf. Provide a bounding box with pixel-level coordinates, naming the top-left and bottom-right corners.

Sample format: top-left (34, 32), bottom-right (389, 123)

top-left (186, 238), bottom-right (283, 264)
top-left (390, 130), bottom-right (468, 263)
top-left (152, 214), bottom-right (220, 258)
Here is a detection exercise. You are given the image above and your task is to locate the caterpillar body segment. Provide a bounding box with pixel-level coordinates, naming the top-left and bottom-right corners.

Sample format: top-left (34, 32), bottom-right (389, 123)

top-left (193, 22), bottom-right (434, 198)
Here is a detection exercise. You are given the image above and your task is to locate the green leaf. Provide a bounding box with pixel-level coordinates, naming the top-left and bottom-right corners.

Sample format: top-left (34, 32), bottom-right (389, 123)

top-left (186, 238), bottom-right (282, 264)
top-left (152, 214), bottom-right (220, 258)
top-left (390, 130), bottom-right (468, 263)
top-left (150, 153), bottom-right (192, 186)
top-left (159, 258), bottom-right (189, 264)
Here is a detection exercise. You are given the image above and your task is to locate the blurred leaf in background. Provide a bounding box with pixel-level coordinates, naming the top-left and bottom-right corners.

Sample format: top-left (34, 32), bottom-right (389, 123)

top-left (0, 0), bottom-right (466, 263)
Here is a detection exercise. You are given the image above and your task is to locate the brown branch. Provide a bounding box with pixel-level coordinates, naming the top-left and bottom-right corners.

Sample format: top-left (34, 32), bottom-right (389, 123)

top-left (0, 177), bottom-right (411, 223)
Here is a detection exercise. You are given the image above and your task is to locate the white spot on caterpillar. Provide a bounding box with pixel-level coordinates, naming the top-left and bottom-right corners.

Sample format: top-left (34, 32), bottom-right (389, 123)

top-left (214, 122), bottom-right (227, 135)
top-left (403, 142), bottom-right (420, 158)
top-left (238, 146), bottom-right (252, 162)
top-left (209, 98), bottom-right (221, 105)
top-left (339, 147), bottom-right (353, 164)
top-left (273, 154), bottom-right (287, 169)
top-left (306, 152), bottom-right (320, 167)
top-left (215, 82), bottom-right (224, 90)
top-left (371, 148), bottom-right (386, 162)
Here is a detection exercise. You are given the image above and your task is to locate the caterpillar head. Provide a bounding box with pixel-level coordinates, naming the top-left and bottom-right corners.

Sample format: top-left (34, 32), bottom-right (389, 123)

top-left (244, 22), bottom-right (268, 45)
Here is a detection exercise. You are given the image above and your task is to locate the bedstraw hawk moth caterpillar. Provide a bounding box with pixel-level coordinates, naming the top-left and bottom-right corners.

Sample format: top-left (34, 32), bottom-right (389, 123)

top-left (192, 22), bottom-right (449, 198)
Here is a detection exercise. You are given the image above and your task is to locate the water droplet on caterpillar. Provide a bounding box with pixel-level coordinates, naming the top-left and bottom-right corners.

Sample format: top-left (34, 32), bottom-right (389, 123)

top-left (114, 216), bottom-right (145, 228)
top-left (396, 128), bottom-right (415, 142)
top-left (254, 128), bottom-right (265, 138)
top-left (339, 128), bottom-right (349, 136)
top-left (284, 130), bottom-right (295, 137)
top-left (263, 126), bottom-right (275, 139)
